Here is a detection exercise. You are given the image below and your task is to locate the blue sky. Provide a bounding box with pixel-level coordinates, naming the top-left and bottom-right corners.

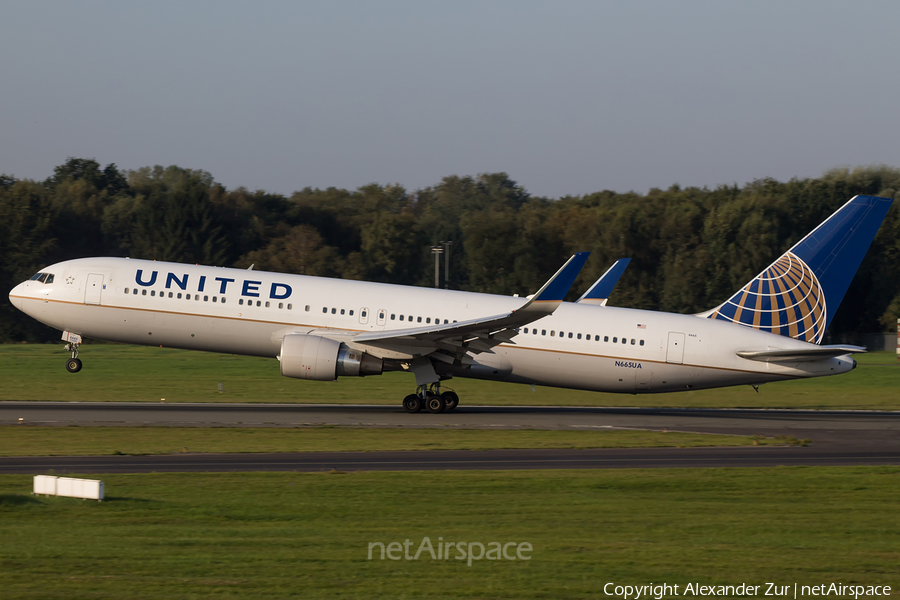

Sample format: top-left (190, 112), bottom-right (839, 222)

top-left (2, 1), bottom-right (898, 197)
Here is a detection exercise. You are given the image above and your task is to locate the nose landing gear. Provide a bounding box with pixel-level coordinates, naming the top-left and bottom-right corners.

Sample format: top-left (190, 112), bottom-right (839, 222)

top-left (64, 342), bottom-right (82, 373)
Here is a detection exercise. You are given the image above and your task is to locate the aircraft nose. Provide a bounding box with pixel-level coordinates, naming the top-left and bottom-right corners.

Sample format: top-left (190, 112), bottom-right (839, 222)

top-left (9, 283), bottom-right (24, 311)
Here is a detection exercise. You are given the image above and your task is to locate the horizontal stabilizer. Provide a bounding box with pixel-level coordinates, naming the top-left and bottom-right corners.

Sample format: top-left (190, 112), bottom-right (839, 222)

top-left (736, 345), bottom-right (866, 363)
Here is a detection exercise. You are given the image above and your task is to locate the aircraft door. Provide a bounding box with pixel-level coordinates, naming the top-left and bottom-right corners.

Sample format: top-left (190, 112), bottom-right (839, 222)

top-left (666, 332), bottom-right (685, 364)
top-left (376, 309), bottom-right (386, 327)
top-left (359, 307), bottom-right (369, 325)
top-left (84, 273), bottom-right (104, 305)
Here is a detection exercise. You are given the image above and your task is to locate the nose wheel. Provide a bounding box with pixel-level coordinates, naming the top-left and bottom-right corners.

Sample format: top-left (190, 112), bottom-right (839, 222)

top-left (402, 384), bottom-right (459, 413)
top-left (64, 342), bottom-right (82, 373)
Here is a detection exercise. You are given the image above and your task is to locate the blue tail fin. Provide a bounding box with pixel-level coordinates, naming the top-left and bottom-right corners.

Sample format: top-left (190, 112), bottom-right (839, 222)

top-left (705, 195), bottom-right (893, 343)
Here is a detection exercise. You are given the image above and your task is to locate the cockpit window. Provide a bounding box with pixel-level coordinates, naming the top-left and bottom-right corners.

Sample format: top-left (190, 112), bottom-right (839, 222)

top-left (28, 272), bottom-right (55, 283)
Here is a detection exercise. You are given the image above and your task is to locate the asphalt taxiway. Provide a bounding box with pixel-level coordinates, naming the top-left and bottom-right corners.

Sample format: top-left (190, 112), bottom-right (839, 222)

top-left (2, 445), bottom-right (899, 475)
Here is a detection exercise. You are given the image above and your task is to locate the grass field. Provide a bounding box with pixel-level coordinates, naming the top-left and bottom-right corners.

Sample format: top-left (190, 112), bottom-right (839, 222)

top-left (1, 467), bottom-right (897, 599)
top-left (0, 426), bottom-right (786, 457)
top-left (1, 344), bottom-right (897, 409)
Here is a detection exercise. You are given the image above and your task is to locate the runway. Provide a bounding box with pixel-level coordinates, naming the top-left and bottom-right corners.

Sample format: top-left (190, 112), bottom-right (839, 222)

top-left (2, 402), bottom-right (899, 473)
top-left (3, 401), bottom-right (899, 446)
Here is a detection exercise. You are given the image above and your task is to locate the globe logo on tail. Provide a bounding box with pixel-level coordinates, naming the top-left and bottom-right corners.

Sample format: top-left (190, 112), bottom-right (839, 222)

top-left (709, 251), bottom-right (826, 343)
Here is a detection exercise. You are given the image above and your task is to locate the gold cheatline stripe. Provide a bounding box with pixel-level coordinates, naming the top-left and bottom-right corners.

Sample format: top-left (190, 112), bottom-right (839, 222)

top-left (10, 296), bottom-right (804, 378)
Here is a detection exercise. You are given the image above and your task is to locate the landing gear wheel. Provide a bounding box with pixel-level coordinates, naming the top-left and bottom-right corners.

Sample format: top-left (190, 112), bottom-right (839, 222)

top-left (403, 394), bottom-right (423, 414)
top-left (441, 391), bottom-right (459, 411)
top-left (66, 358), bottom-right (83, 373)
top-left (425, 392), bottom-right (446, 414)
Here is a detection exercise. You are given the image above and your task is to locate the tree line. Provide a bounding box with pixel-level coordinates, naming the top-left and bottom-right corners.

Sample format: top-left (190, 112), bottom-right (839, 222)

top-left (1, 158), bottom-right (898, 343)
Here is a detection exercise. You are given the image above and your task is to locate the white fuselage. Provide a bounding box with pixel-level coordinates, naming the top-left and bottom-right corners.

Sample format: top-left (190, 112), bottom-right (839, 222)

top-left (9, 258), bottom-right (856, 394)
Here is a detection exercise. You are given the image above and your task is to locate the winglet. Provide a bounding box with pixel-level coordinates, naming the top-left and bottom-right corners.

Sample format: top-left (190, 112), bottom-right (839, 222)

top-left (577, 258), bottom-right (631, 305)
top-left (527, 252), bottom-right (590, 305)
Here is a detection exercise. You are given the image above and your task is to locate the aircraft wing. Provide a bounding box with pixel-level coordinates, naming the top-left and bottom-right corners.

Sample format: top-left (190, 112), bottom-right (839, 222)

top-left (352, 252), bottom-right (590, 363)
top-left (736, 345), bottom-right (866, 363)
top-left (576, 258), bottom-right (630, 306)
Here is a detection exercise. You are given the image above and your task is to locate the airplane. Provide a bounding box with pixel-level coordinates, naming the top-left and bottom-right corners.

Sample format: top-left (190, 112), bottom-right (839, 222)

top-left (8, 194), bottom-right (893, 414)
top-left (576, 258), bottom-right (630, 306)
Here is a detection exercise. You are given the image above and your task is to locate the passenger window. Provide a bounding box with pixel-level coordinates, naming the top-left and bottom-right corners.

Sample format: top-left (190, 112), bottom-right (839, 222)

top-left (391, 314), bottom-right (396, 320)
top-left (213, 297), bottom-right (217, 303)
top-left (125, 288), bottom-right (130, 294)
top-left (524, 327), bottom-right (528, 334)
top-left (604, 336), bottom-right (609, 342)
top-left (362, 310), bottom-right (368, 318)
top-left (417, 317), bottom-right (422, 323)
top-left (331, 308), bottom-right (336, 314)
top-left (133, 289), bottom-right (138, 295)
top-left (278, 302), bottom-right (283, 309)
top-left (222, 298), bottom-right (226, 304)
top-left (142, 290), bottom-right (147, 296)
top-left (399, 315), bottom-right (404, 321)
top-left (256, 300), bottom-right (261, 307)
top-left (287, 303), bottom-right (292, 309)
top-left (631, 339), bottom-right (635, 345)
top-left (613, 337), bottom-right (617, 343)
top-left (427, 318), bottom-right (432, 324)
top-left (265, 301), bottom-right (270, 308)
top-left (323, 307), bottom-right (327, 313)
top-left (168, 292), bottom-right (173, 298)
top-left (196, 295), bottom-right (200, 301)
top-left (349, 310), bottom-right (354, 316)
top-left (577, 333), bottom-right (581, 339)
top-left (568, 332), bottom-right (573, 339)
top-left (622, 338), bottom-right (626, 344)
top-left (542, 330), bottom-right (546, 336)
top-left (239, 299), bottom-right (243, 305)
top-left (639, 340), bottom-right (644, 346)
top-left (533, 329), bottom-right (537, 335)
top-left (408, 315), bottom-right (413, 322)
top-left (340, 309), bottom-right (345, 315)
top-left (550, 331), bottom-right (555, 337)
top-left (305, 305), bottom-right (310, 311)
top-left (204, 295), bottom-right (209, 302)
top-left (178, 293), bottom-right (183, 299)
top-left (151, 290), bottom-right (156, 297)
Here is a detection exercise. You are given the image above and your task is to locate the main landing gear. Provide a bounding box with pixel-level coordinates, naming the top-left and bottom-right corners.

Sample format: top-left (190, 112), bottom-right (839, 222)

top-left (64, 342), bottom-right (82, 373)
top-left (403, 383), bottom-right (460, 414)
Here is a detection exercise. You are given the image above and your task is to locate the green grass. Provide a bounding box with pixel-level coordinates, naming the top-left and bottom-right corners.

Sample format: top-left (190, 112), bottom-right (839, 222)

top-left (1, 344), bottom-right (898, 409)
top-left (1, 468), bottom-right (897, 599)
top-left (0, 426), bottom-right (785, 457)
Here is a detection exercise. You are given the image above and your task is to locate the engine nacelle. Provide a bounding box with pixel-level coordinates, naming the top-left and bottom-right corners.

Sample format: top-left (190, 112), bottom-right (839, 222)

top-left (280, 334), bottom-right (383, 381)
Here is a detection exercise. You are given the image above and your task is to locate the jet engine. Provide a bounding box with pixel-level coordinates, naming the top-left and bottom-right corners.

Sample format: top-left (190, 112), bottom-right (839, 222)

top-left (280, 334), bottom-right (383, 381)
